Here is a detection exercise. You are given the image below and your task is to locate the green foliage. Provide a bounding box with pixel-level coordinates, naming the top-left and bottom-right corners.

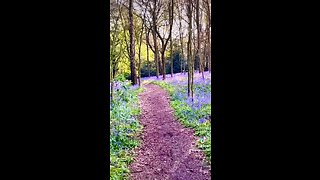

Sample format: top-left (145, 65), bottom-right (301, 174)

top-left (165, 51), bottom-right (186, 74)
top-left (139, 51), bottom-right (187, 78)
top-left (114, 74), bottom-right (127, 82)
top-left (110, 82), bottom-right (143, 179)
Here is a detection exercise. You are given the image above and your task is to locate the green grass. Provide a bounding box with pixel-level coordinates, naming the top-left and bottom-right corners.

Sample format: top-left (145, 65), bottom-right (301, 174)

top-left (110, 82), bottom-right (143, 180)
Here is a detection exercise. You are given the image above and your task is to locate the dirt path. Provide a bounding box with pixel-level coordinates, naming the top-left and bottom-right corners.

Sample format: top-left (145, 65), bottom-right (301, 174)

top-left (129, 84), bottom-right (211, 180)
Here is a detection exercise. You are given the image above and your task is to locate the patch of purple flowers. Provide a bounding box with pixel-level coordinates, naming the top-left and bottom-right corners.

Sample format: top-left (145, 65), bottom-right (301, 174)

top-left (199, 118), bottom-right (206, 124)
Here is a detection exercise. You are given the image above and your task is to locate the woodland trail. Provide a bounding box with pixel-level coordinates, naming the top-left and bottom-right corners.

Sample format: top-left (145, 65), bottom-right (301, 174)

top-left (129, 84), bottom-right (211, 180)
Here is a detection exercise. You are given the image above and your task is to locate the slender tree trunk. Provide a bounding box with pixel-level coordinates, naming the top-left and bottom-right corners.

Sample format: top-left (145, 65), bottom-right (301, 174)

top-left (178, 2), bottom-right (185, 74)
top-left (187, 0), bottom-right (194, 99)
top-left (208, 34), bottom-right (211, 72)
top-left (153, 32), bottom-right (159, 78)
top-left (146, 29), bottom-right (151, 77)
top-left (138, 34), bottom-right (142, 86)
top-left (129, 0), bottom-right (137, 85)
top-left (110, 65), bottom-right (114, 103)
top-left (157, 0), bottom-right (174, 80)
top-left (170, 0), bottom-right (174, 77)
top-left (196, 0), bottom-right (201, 74)
top-left (201, 41), bottom-right (205, 79)
top-left (170, 34), bottom-right (173, 77)
top-left (161, 50), bottom-right (166, 80)
top-left (183, 54), bottom-right (186, 74)
top-left (191, 12), bottom-right (194, 99)
top-left (207, 24), bottom-right (211, 72)
top-left (138, 12), bottom-right (146, 86)
top-left (152, 0), bottom-right (159, 78)
top-left (205, 0), bottom-right (211, 73)
top-left (180, 46), bottom-right (183, 74)
top-left (196, 0), bottom-right (204, 79)
top-left (158, 51), bottom-right (162, 75)
top-left (204, 41), bottom-right (207, 70)
top-left (191, 31), bottom-right (197, 73)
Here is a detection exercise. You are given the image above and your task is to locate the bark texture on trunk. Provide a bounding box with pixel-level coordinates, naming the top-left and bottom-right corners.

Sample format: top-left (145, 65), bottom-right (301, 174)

top-left (129, 0), bottom-right (137, 85)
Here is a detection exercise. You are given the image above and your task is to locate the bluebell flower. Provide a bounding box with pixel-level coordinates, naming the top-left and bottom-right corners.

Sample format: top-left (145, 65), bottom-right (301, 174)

top-left (197, 102), bottom-right (201, 109)
top-left (126, 129), bottom-right (132, 134)
top-left (114, 129), bottom-right (119, 137)
top-left (199, 118), bottom-right (206, 124)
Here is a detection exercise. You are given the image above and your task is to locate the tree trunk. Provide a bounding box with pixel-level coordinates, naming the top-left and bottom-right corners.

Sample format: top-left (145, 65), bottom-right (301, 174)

top-left (158, 51), bottom-right (162, 76)
top-left (208, 32), bottom-right (211, 72)
top-left (152, 0), bottom-right (159, 78)
top-left (138, 12), bottom-right (146, 86)
top-left (201, 41), bottom-right (205, 79)
top-left (156, 0), bottom-right (174, 80)
top-left (204, 41), bottom-right (207, 70)
top-left (138, 35), bottom-right (142, 86)
top-left (196, 0), bottom-right (204, 79)
top-left (207, 26), bottom-right (211, 72)
top-left (192, 32), bottom-right (197, 73)
top-left (110, 65), bottom-right (114, 103)
top-left (205, 0), bottom-right (211, 73)
top-left (180, 47), bottom-right (183, 74)
top-left (153, 32), bottom-right (159, 78)
top-left (170, 36), bottom-right (173, 77)
top-left (161, 50), bottom-right (166, 80)
top-left (187, 0), bottom-right (194, 99)
top-left (183, 56), bottom-right (186, 74)
top-left (129, 0), bottom-right (137, 85)
top-left (146, 29), bottom-right (151, 77)
top-left (178, 0), bottom-right (184, 74)
top-left (196, 0), bottom-right (201, 74)
top-left (170, 0), bottom-right (174, 77)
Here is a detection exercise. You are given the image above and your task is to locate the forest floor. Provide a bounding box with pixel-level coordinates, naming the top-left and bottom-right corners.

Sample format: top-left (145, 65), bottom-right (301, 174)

top-left (129, 84), bottom-right (211, 180)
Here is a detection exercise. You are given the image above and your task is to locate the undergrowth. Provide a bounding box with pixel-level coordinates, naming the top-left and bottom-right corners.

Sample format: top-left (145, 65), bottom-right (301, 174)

top-left (110, 81), bottom-right (143, 180)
